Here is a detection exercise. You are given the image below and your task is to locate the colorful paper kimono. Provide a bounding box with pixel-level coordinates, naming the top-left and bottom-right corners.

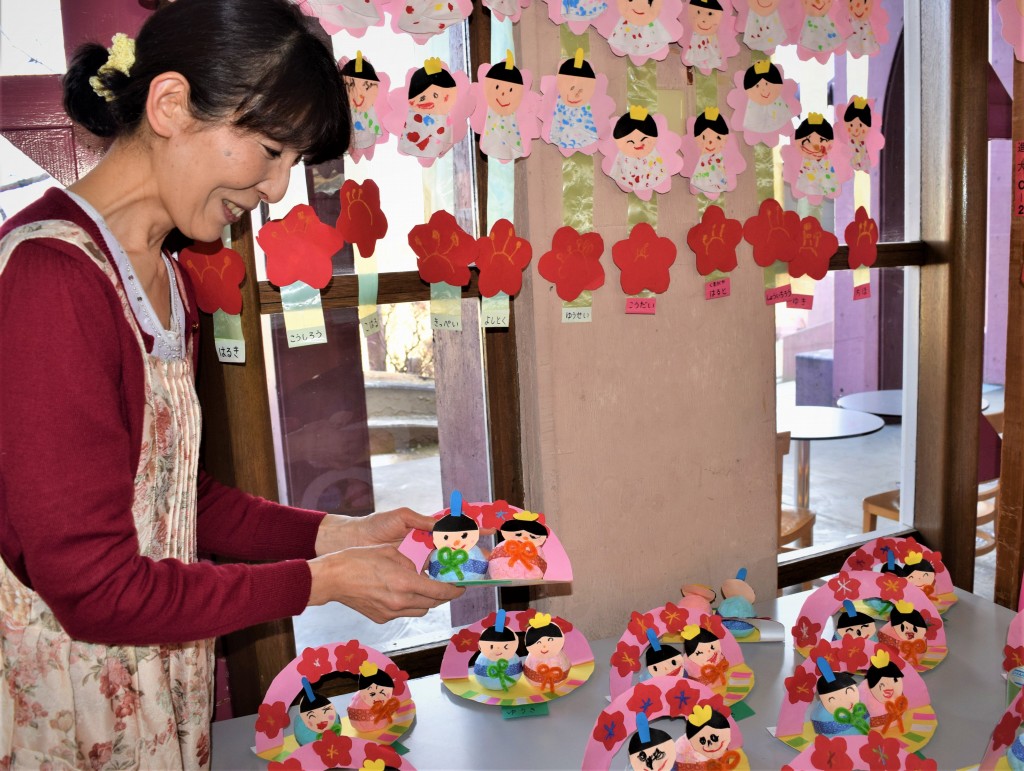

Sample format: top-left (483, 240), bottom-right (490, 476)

top-left (681, 107), bottom-right (747, 199)
top-left (734, 0), bottom-right (799, 52)
top-left (296, 0), bottom-right (386, 36)
top-left (795, 0), bottom-right (851, 63)
top-left (725, 59), bottom-right (800, 147)
top-left (383, 0), bottom-right (473, 43)
top-left (835, 96), bottom-right (884, 172)
top-left (469, 51), bottom-right (541, 162)
top-left (680, 0), bottom-right (742, 74)
top-left (845, 0), bottom-right (889, 58)
top-left (543, 0), bottom-right (611, 33)
top-left (593, 0), bottom-right (684, 65)
top-left (340, 53), bottom-right (391, 162)
top-left (599, 106), bottom-right (684, 200)
top-left (539, 49), bottom-right (615, 156)
top-left (781, 113), bottom-right (853, 205)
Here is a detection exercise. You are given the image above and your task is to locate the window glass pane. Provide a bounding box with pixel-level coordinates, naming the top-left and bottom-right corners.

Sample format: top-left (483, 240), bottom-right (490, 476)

top-left (0, 136), bottom-right (61, 221)
top-left (0, 0), bottom-right (66, 76)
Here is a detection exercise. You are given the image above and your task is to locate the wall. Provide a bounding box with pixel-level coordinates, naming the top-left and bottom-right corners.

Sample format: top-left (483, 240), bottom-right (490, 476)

top-left (514, 17), bottom-right (778, 639)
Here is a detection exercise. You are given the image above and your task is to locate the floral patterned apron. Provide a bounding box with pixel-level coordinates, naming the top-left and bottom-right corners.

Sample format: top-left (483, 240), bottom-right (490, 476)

top-left (0, 221), bottom-right (213, 769)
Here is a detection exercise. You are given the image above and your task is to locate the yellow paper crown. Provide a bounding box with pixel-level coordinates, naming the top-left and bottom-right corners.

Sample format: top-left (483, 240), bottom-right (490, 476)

top-left (807, 112), bottom-right (824, 125)
top-left (681, 624), bottom-right (701, 641)
top-left (704, 107), bottom-right (720, 121)
top-left (852, 96), bottom-right (868, 110)
top-left (629, 105), bottom-right (649, 121)
top-left (424, 57), bottom-right (443, 75)
top-left (754, 59), bottom-right (771, 74)
top-left (361, 761), bottom-right (386, 771)
top-left (688, 704), bottom-right (712, 727)
top-left (355, 50), bottom-right (364, 73)
top-left (574, 47), bottom-right (585, 68)
top-left (893, 600), bottom-right (914, 614)
top-left (870, 649), bottom-right (891, 669)
top-left (904, 551), bottom-right (923, 566)
top-left (359, 661), bottom-right (379, 678)
top-left (529, 612), bottom-right (552, 629)
top-left (505, 49), bottom-right (515, 69)
top-left (514, 510), bottom-right (540, 522)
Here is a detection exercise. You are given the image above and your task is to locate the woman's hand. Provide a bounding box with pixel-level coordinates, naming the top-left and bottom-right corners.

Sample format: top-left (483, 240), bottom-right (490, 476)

top-left (314, 508), bottom-right (437, 556)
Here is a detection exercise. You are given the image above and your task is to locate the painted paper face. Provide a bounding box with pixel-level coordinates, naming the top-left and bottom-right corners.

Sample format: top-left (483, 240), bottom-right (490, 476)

top-left (689, 639), bottom-right (721, 666)
top-left (300, 703), bottom-right (338, 733)
top-left (432, 528), bottom-right (480, 551)
top-left (484, 77), bottom-right (525, 116)
top-left (556, 74), bottom-right (597, 106)
top-left (801, 0), bottom-right (832, 16)
top-left (799, 131), bottom-right (831, 160)
top-left (527, 634), bottom-right (564, 657)
top-left (837, 621), bottom-right (875, 639)
top-left (747, 77), bottom-right (783, 105)
top-left (687, 3), bottom-right (724, 33)
top-left (689, 724), bottom-right (732, 760)
top-left (629, 738), bottom-right (677, 771)
top-left (894, 620), bottom-right (923, 641)
top-left (409, 85), bottom-right (457, 115)
top-left (480, 639), bottom-right (518, 661)
top-left (750, 0), bottom-right (781, 14)
top-left (697, 128), bottom-right (726, 155)
top-left (869, 675), bottom-right (903, 704)
top-left (845, 117), bottom-right (868, 141)
top-left (617, 0), bottom-right (663, 25)
top-left (646, 654), bottom-right (683, 678)
top-left (819, 684), bottom-right (859, 714)
top-left (848, 0), bottom-right (872, 19)
top-left (363, 682), bottom-right (394, 703)
top-left (345, 76), bottom-right (380, 111)
top-left (616, 129), bottom-right (657, 158)
top-left (904, 569), bottom-right (935, 590)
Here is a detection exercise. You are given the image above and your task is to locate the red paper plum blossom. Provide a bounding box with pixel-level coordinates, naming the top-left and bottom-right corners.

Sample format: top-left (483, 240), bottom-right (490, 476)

top-left (859, 731), bottom-right (901, 770)
top-left (334, 640), bottom-right (368, 674)
top-left (809, 640), bottom-right (841, 672)
top-left (365, 742), bottom-right (402, 767)
top-left (297, 646), bottom-right (334, 683)
top-left (785, 666), bottom-right (818, 704)
top-left (743, 198), bottom-right (801, 267)
top-left (666, 680), bottom-right (702, 717)
top-left (700, 614), bottom-right (726, 639)
top-left (705, 694), bottom-right (732, 720)
top-left (336, 179), bottom-right (388, 257)
top-left (845, 206), bottom-right (879, 269)
top-left (451, 628), bottom-right (481, 653)
top-left (687, 204), bottom-right (743, 276)
top-left (878, 574), bottom-right (908, 603)
top-left (660, 602), bottom-right (687, 634)
top-left (313, 731), bottom-right (353, 768)
top-left (793, 615), bottom-right (823, 649)
top-left (628, 612), bottom-right (656, 643)
top-left (179, 240), bottom-right (246, 315)
top-left (611, 641), bottom-right (642, 676)
top-left (810, 735), bottom-right (855, 770)
top-left (827, 572), bottom-right (861, 602)
top-left (994, 711), bottom-right (1021, 750)
top-left (904, 755), bottom-right (938, 771)
top-left (593, 709), bottom-right (627, 751)
top-left (410, 210), bottom-right (477, 286)
top-left (847, 548), bottom-right (874, 571)
top-left (919, 607), bottom-right (940, 641)
top-left (611, 222), bottom-right (678, 294)
top-left (268, 759), bottom-right (303, 771)
top-left (259, 203), bottom-right (344, 289)
top-left (788, 215), bottom-right (838, 280)
top-left (1005, 645), bottom-right (1024, 672)
top-left (839, 636), bottom-right (868, 671)
top-left (255, 701), bottom-right (289, 739)
top-left (537, 226), bottom-right (606, 302)
top-left (385, 663), bottom-right (409, 697)
top-left (475, 219), bottom-right (533, 297)
top-left (627, 683), bottom-right (664, 716)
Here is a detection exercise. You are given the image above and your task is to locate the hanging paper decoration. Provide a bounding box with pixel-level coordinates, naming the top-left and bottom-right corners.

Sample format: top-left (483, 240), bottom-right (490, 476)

top-left (611, 222), bottom-right (677, 296)
top-left (381, 0), bottom-right (473, 44)
top-left (845, 0), bottom-right (889, 58)
top-left (538, 226), bottom-right (605, 302)
top-left (180, 239), bottom-right (248, 364)
top-left (340, 53), bottom-right (392, 163)
top-left (385, 58), bottom-right (475, 168)
top-left (541, 0), bottom-right (608, 35)
top-left (539, 48), bottom-right (616, 157)
top-left (475, 218), bottom-right (533, 297)
top-left (781, 113), bottom-right (853, 205)
top-left (742, 198), bottom-right (800, 268)
top-left (679, 0), bottom-right (742, 75)
top-left (409, 210), bottom-right (477, 331)
top-left (598, 106), bottom-right (684, 200)
top-left (794, 0), bottom-right (852, 63)
top-left (680, 107), bottom-right (748, 200)
top-left (844, 206), bottom-right (878, 271)
top-left (734, 0), bottom-right (800, 53)
top-left (687, 204), bottom-right (743, 276)
top-left (592, 0), bottom-right (684, 66)
top-left (835, 96), bottom-right (885, 173)
top-left (469, 50), bottom-right (541, 163)
top-left (788, 214), bottom-right (838, 281)
top-left (725, 59), bottom-right (800, 148)
top-left (997, 0), bottom-right (1024, 63)
top-left (336, 180), bottom-right (388, 257)
top-left (294, 0), bottom-right (386, 36)
top-left (483, 0), bottom-right (531, 23)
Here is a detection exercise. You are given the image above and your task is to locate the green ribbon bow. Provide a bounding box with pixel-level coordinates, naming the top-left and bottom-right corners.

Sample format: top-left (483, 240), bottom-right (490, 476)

top-left (437, 547), bottom-right (469, 581)
top-left (486, 658), bottom-right (514, 691)
top-left (834, 702), bottom-right (870, 735)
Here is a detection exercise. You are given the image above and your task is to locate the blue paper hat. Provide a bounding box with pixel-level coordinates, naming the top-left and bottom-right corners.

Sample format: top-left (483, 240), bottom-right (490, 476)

top-left (736, 567), bottom-right (748, 580)
top-left (635, 711), bottom-right (651, 744)
top-left (301, 676), bottom-right (316, 702)
top-left (495, 609), bottom-right (506, 632)
top-left (450, 489), bottom-right (464, 517)
top-left (816, 656), bottom-right (836, 683)
top-left (843, 600), bottom-right (857, 617)
top-left (646, 627), bottom-right (661, 651)
top-left (886, 549), bottom-right (896, 571)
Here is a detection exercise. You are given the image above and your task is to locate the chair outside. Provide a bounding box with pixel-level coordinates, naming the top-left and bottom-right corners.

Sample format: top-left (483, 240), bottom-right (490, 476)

top-left (778, 431), bottom-right (815, 550)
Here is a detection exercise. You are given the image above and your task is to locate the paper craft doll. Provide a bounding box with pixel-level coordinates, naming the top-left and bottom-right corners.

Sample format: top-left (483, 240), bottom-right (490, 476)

top-left (297, 0), bottom-right (385, 36)
top-left (601, 106), bottom-right (683, 199)
top-left (293, 677), bottom-right (340, 746)
top-left (523, 612), bottom-right (571, 693)
top-left (390, 58), bottom-right (473, 167)
top-left (469, 609), bottom-right (524, 691)
top-left (627, 712), bottom-right (677, 771)
top-left (796, 0), bottom-right (850, 62)
top-left (540, 49), bottom-right (615, 156)
top-left (845, 0), bottom-right (885, 58)
top-left (736, 0), bottom-right (793, 52)
top-left (426, 492), bottom-right (489, 582)
top-left (678, 704), bottom-right (736, 766)
top-left (837, 96), bottom-right (884, 172)
top-left (595, 0), bottom-right (683, 65)
top-left (681, 622), bottom-right (729, 687)
top-left (810, 657), bottom-right (867, 737)
top-left (642, 628), bottom-right (684, 680)
top-left (341, 53), bottom-right (390, 162)
top-left (727, 59), bottom-right (799, 147)
top-left (383, 0), bottom-right (472, 43)
top-left (860, 649), bottom-right (906, 731)
top-left (545, 0), bottom-right (610, 31)
top-left (681, 0), bottom-right (740, 74)
top-left (682, 107), bottom-right (747, 199)
top-left (833, 600), bottom-right (878, 641)
top-left (718, 569), bottom-right (757, 640)
top-left (346, 662), bottom-right (399, 732)
top-left (471, 51), bottom-right (539, 162)
top-left (488, 511), bottom-right (548, 579)
top-left (877, 601), bottom-right (928, 668)
top-left (901, 551), bottom-right (937, 597)
top-left (483, 0), bottom-right (530, 22)
top-left (680, 583), bottom-right (716, 615)
top-left (783, 113), bottom-right (852, 204)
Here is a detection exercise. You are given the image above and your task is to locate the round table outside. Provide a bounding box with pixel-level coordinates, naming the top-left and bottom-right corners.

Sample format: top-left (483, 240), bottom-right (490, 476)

top-left (836, 388), bottom-right (989, 419)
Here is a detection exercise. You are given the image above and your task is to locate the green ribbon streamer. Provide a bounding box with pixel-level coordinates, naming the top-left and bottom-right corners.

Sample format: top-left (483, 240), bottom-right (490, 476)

top-left (280, 280), bottom-right (327, 347)
top-left (357, 268), bottom-right (378, 307)
top-left (430, 282), bottom-right (463, 331)
top-left (562, 154), bottom-right (594, 233)
top-left (486, 658), bottom-right (515, 691)
top-left (437, 546), bottom-right (469, 580)
top-left (834, 703), bottom-right (871, 735)
top-left (559, 25), bottom-right (588, 58)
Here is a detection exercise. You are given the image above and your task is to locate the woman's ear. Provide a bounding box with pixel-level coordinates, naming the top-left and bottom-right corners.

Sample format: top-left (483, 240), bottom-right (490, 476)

top-left (146, 72), bottom-right (192, 138)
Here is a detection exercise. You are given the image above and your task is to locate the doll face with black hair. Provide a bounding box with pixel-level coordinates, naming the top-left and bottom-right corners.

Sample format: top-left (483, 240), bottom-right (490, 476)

top-left (799, 131), bottom-right (831, 160)
top-left (300, 702), bottom-right (337, 733)
top-left (616, 129), bottom-right (657, 159)
top-left (480, 638), bottom-right (518, 661)
top-left (345, 76), bottom-right (380, 111)
top-left (837, 619), bottom-right (874, 639)
top-left (502, 525), bottom-right (548, 547)
top-left (527, 634), bottom-right (565, 658)
top-left (751, 0), bottom-right (781, 14)
top-left (688, 724), bottom-right (732, 760)
top-left (363, 681), bottom-right (394, 704)
top-left (409, 85), bottom-right (457, 116)
top-left (617, 0), bottom-right (663, 26)
top-left (845, 116), bottom-right (868, 141)
top-left (869, 675), bottom-right (903, 704)
top-left (629, 737), bottom-right (677, 771)
top-left (697, 128), bottom-right (726, 155)
top-left (748, 77), bottom-right (783, 106)
top-left (819, 683), bottom-right (859, 713)
top-left (894, 619), bottom-right (924, 641)
top-left (432, 527), bottom-right (479, 552)
top-left (848, 0), bottom-right (872, 20)
top-left (556, 74), bottom-right (597, 107)
top-left (647, 652), bottom-right (683, 678)
top-left (801, 0), bottom-right (832, 16)
top-left (688, 638), bottom-right (721, 667)
top-left (687, 3), bottom-right (724, 33)
top-left (905, 568), bottom-right (935, 590)
top-left (484, 77), bottom-right (524, 117)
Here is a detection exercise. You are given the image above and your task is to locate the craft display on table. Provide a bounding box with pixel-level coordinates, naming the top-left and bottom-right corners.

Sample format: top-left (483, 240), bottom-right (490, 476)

top-left (385, 58), bottom-right (474, 167)
top-left (997, 0), bottom-right (1024, 64)
top-left (340, 53), bottom-right (392, 163)
top-left (642, 628), bottom-right (685, 680)
top-left (254, 642), bottom-right (414, 768)
top-left (790, 570), bottom-right (947, 672)
top-left (978, 673), bottom-right (1024, 770)
top-left (781, 732), bottom-right (934, 771)
top-left (488, 511), bottom-right (550, 579)
top-left (425, 491), bottom-right (489, 582)
top-left (843, 536), bottom-right (957, 614)
top-left (718, 568), bottom-right (757, 640)
top-left (609, 605), bottom-right (754, 705)
top-left (381, 0), bottom-right (472, 43)
top-left (442, 608), bottom-right (594, 704)
top-left (832, 600), bottom-right (879, 644)
top-left (598, 106), bottom-right (684, 199)
top-left (734, 0), bottom-right (800, 53)
top-left (834, 96), bottom-right (885, 173)
top-left (592, 0), bottom-right (684, 65)
top-left (844, 0), bottom-right (889, 58)
top-left (470, 51), bottom-right (541, 162)
top-left (483, 0), bottom-right (531, 22)
top-left (1004, 607), bottom-right (1024, 699)
top-left (776, 641), bottom-right (936, 753)
top-left (680, 107), bottom-right (747, 199)
top-left (296, 0), bottom-right (386, 36)
top-left (781, 113), bottom-right (852, 205)
top-left (680, 0), bottom-right (741, 74)
top-left (539, 48), bottom-right (616, 156)
top-left (542, 0), bottom-right (610, 33)
top-left (725, 59), bottom-right (800, 147)
top-left (794, 0), bottom-right (851, 63)
top-left (584, 678), bottom-right (750, 770)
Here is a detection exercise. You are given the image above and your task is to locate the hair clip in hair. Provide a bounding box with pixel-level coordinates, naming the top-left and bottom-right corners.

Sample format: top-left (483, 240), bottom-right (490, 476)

top-left (635, 711), bottom-right (651, 744)
top-left (495, 609), bottom-right (506, 633)
top-left (704, 107), bottom-right (720, 121)
top-left (646, 628), bottom-right (661, 651)
top-left (301, 676), bottom-right (316, 703)
top-left (89, 32), bottom-right (135, 102)
top-left (681, 624), bottom-right (701, 641)
top-left (359, 661), bottom-right (379, 678)
top-left (514, 510), bottom-right (540, 522)
top-left (629, 105), bottom-right (649, 121)
top-left (574, 47), bottom-right (586, 68)
top-left (870, 649), bottom-right (890, 669)
top-left (808, 112), bottom-right (824, 125)
top-left (904, 551), bottom-right (923, 566)
top-left (893, 600), bottom-right (914, 614)
top-left (753, 59), bottom-right (771, 74)
top-left (852, 96), bottom-right (869, 110)
top-left (688, 704), bottom-right (712, 727)
top-left (424, 57), bottom-right (444, 75)
top-left (529, 612), bottom-right (552, 629)
top-left (816, 656), bottom-right (836, 682)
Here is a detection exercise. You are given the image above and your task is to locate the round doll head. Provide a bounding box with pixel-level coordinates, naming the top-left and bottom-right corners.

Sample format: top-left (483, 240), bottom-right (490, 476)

top-left (744, 61), bottom-right (784, 105)
top-left (688, 0), bottom-right (725, 33)
top-left (866, 650), bottom-right (904, 703)
top-left (341, 54), bottom-right (381, 111)
top-left (498, 513), bottom-right (549, 546)
top-left (721, 575), bottom-right (755, 604)
top-left (889, 603), bottom-right (927, 641)
top-left (795, 115), bottom-right (834, 159)
top-left (556, 53), bottom-right (597, 106)
top-left (524, 614), bottom-right (565, 656)
top-left (843, 99), bottom-right (872, 140)
top-left (356, 663), bottom-right (395, 702)
top-left (484, 55), bottom-right (525, 117)
top-left (749, 0), bottom-right (781, 15)
top-left (298, 686), bottom-right (338, 733)
top-left (628, 714), bottom-right (677, 771)
top-left (432, 511), bottom-right (480, 551)
top-left (614, 108), bottom-right (659, 158)
top-left (902, 552), bottom-right (935, 589)
top-left (408, 60), bottom-right (458, 116)
top-left (644, 630), bottom-right (684, 678)
top-left (801, 0), bottom-right (833, 16)
top-left (816, 670), bottom-right (860, 713)
top-left (617, 0), bottom-right (664, 26)
top-left (848, 0), bottom-right (872, 19)
top-left (836, 604), bottom-right (876, 639)
top-left (685, 705), bottom-right (732, 760)
top-left (682, 626), bottom-right (722, 666)
top-left (694, 108), bottom-right (729, 154)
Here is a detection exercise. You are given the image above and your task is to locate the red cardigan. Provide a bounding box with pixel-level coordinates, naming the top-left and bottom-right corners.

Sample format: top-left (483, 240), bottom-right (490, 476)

top-left (0, 188), bottom-right (325, 646)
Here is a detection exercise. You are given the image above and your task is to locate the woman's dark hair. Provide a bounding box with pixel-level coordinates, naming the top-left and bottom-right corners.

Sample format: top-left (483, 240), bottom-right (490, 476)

top-left (433, 513), bottom-right (480, 534)
top-left (613, 113), bottom-right (658, 140)
top-left (683, 628), bottom-right (719, 656)
top-left (63, 0), bottom-right (350, 163)
top-left (865, 661), bottom-right (904, 689)
top-left (485, 63), bottom-right (524, 86)
top-left (843, 101), bottom-right (872, 126)
top-left (890, 607), bottom-right (927, 630)
top-left (498, 518), bottom-right (548, 540)
top-left (694, 112), bottom-right (729, 137)
top-left (628, 725), bottom-right (673, 754)
top-left (298, 688), bottom-right (332, 713)
top-left (557, 57), bottom-right (596, 79)
top-left (524, 621), bottom-right (564, 647)
top-left (409, 66), bottom-right (457, 99)
top-left (357, 668), bottom-right (395, 691)
top-left (685, 708), bottom-right (729, 739)
top-left (817, 670), bottom-right (857, 695)
top-left (795, 117), bottom-right (834, 141)
top-left (341, 58), bottom-right (380, 83)
top-left (743, 62), bottom-right (783, 90)
top-left (645, 642), bottom-right (682, 668)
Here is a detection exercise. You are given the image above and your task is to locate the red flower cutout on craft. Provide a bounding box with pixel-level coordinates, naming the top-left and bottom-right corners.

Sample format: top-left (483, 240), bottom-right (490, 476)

top-left (919, 607), bottom-right (940, 641)
top-left (839, 636), bottom-right (869, 671)
top-left (611, 222), bottom-right (678, 295)
top-left (179, 240), bottom-right (246, 315)
top-left (627, 683), bottom-right (664, 716)
top-left (809, 640), bottom-right (841, 673)
top-left (700, 614), bottom-right (726, 639)
top-left (411, 526), bottom-right (436, 547)
top-left (258, 203), bottom-right (344, 290)
top-left (313, 731), bottom-right (353, 768)
top-left (827, 572), bottom-right (861, 602)
top-left (859, 731), bottom-right (902, 770)
top-left (845, 206), bottom-right (879, 269)
top-left (904, 755), bottom-right (938, 771)
top-left (1005, 645), bottom-right (1024, 672)
top-left (296, 645), bottom-right (334, 683)
top-left (336, 179), bottom-right (388, 258)
top-left (705, 693), bottom-right (732, 719)
top-left (334, 640), bottom-right (369, 674)
top-left (611, 641), bottom-right (643, 677)
top-left (365, 742), bottom-right (402, 767)
top-left (793, 615), bottom-right (823, 649)
top-left (475, 218), bottom-right (533, 298)
top-left (996, 711), bottom-right (1022, 749)
top-left (666, 680), bottom-right (702, 718)
top-left (788, 216), bottom-right (839, 280)
top-left (475, 500), bottom-right (514, 531)
top-left (660, 602), bottom-right (687, 634)
top-left (451, 628), bottom-right (481, 654)
top-left (481, 611), bottom-right (500, 630)
top-left (593, 709), bottom-right (627, 751)
top-left (743, 198), bottom-right (801, 268)
top-left (552, 616), bottom-right (575, 634)
top-left (409, 210), bottom-right (477, 286)
top-left (537, 226), bottom-right (606, 302)
top-left (810, 735), bottom-right (854, 770)
top-left (878, 574), bottom-right (908, 603)
top-left (255, 701), bottom-right (289, 739)
top-left (687, 204), bottom-right (743, 276)
top-left (628, 612), bottom-right (657, 643)
top-left (385, 663), bottom-right (409, 697)
top-left (872, 539), bottom-right (900, 561)
top-left (784, 666), bottom-right (818, 704)
top-left (514, 610), bottom-right (538, 632)
top-left (268, 759), bottom-right (303, 771)
top-left (847, 548), bottom-right (874, 571)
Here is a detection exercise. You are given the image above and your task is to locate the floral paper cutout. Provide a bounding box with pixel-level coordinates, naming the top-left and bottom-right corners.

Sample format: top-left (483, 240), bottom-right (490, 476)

top-left (340, 55), bottom-right (392, 163)
top-left (475, 218), bottom-right (533, 297)
top-left (469, 56), bottom-right (541, 162)
top-left (788, 215), bottom-right (838, 280)
top-left (542, 0), bottom-right (610, 35)
top-left (785, 733), bottom-right (923, 771)
top-left (296, 0), bottom-right (386, 36)
top-left (381, 0), bottom-right (473, 44)
top-left (845, 0), bottom-right (889, 58)
top-left (795, 0), bottom-right (853, 63)
top-left (538, 53), bottom-right (616, 157)
top-left (725, 59), bottom-right (801, 147)
top-left (408, 210), bottom-right (477, 286)
top-left (336, 179), bottom-right (388, 257)
top-left (538, 226), bottom-right (606, 302)
top-left (598, 108), bottom-right (684, 199)
top-left (680, 108), bottom-right (748, 199)
top-left (844, 206), bottom-right (878, 269)
top-left (734, 0), bottom-right (802, 53)
top-left (687, 204), bottom-right (744, 276)
top-left (743, 198), bottom-right (800, 267)
top-left (680, 0), bottom-right (742, 75)
top-left (835, 96), bottom-right (885, 172)
top-left (258, 204), bottom-right (344, 290)
top-left (483, 0), bottom-right (531, 22)
top-left (592, 0), bottom-right (685, 66)
top-left (179, 239), bottom-right (246, 315)
top-left (612, 222), bottom-right (678, 294)
top-left (997, 0), bottom-right (1024, 63)
top-left (782, 114), bottom-right (853, 204)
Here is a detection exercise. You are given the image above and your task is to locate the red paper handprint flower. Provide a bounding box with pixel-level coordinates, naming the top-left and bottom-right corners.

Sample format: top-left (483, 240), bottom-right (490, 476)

top-left (179, 239), bottom-right (246, 315)
top-left (258, 203), bottom-right (344, 289)
top-left (538, 226), bottom-right (606, 302)
top-left (788, 215), bottom-right (839, 280)
top-left (475, 218), bottom-right (533, 297)
top-left (743, 198), bottom-right (800, 268)
top-left (687, 204), bottom-right (743, 276)
top-left (845, 206), bottom-right (879, 269)
top-left (611, 222), bottom-right (677, 294)
top-left (336, 179), bottom-right (388, 257)
top-left (410, 209), bottom-right (477, 286)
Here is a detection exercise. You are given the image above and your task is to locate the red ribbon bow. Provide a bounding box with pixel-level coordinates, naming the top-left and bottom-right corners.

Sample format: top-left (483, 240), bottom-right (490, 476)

top-left (370, 697), bottom-right (400, 725)
top-left (700, 658), bottom-right (730, 687)
top-left (535, 664), bottom-right (566, 694)
top-left (882, 695), bottom-right (908, 733)
top-left (706, 750), bottom-right (742, 770)
top-left (505, 541), bottom-right (540, 569)
top-left (899, 638), bottom-right (927, 667)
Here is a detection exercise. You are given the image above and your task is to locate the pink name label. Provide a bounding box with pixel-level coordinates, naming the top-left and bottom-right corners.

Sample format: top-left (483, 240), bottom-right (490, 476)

top-left (853, 283), bottom-right (871, 300)
top-left (764, 285), bottom-right (792, 305)
top-left (626, 296), bottom-right (657, 314)
top-left (705, 278), bottom-right (731, 300)
top-left (787, 293), bottom-right (814, 310)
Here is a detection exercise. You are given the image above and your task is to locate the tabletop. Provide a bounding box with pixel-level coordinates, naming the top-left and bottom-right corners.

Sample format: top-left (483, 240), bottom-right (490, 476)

top-left (211, 589), bottom-right (1016, 770)
top-left (836, 389), bottom-right (989, 418)
top-left (776, 405), bottom-right (886, 442)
